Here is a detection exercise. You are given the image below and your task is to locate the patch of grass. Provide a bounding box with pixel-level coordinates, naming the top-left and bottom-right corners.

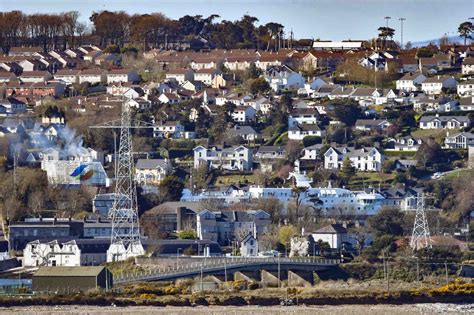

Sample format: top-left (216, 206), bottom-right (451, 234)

top-left (442, 169), bottom-right (474, 180)
top-left (215, 174), bottom-right (256, 186)
top-left (411, 129), bottom-right (446, 140)
top-left (349, 172), bottom-right (396, 189)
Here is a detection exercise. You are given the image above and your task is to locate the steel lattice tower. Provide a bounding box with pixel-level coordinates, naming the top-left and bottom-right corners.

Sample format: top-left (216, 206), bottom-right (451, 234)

top-left (410, 193), bottom-right (432, 251)
top-left (91, 98), bottom-right (152, 262)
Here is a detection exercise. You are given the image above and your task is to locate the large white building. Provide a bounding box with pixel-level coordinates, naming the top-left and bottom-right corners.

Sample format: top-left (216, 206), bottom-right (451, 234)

top-left (193, 145), bottom-right (253, 171)
top-left (23, 240), bottom-right (81, 267)
top-left (395, 72), bottom-right (426, 92)
top-left (264, 65), bottom-right (305, 92)
top-left (421, 76), bottom-right (457, 95)
top-left (324, 146), bottom-right (384, 172)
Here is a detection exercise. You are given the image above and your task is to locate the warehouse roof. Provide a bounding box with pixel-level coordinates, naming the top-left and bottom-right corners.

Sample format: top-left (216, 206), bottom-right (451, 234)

top-left (34, 266), bottom-right (106, 277)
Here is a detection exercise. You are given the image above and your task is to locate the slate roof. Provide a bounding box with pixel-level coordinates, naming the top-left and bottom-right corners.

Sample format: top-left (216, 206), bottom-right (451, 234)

top-left (136, 159), bottom-right (169, 170)
top-left (314, 224), bottom-right (347, 234)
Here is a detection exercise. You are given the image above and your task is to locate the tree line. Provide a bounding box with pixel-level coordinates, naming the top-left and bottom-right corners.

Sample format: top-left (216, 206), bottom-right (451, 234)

top-left (0, 10), bottom-right (289, 53)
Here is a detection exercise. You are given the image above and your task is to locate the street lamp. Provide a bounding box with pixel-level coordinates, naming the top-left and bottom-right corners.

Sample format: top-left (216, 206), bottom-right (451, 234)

top-left (384, 16), bottom-right (391, 28)
top-left (176, 248), bottom-right (182, 269)
top-left (399, 18), bottom-right (406, 49)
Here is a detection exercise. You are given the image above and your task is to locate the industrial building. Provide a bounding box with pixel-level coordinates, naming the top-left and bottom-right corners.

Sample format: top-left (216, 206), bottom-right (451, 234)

top-left (32, 266), bottom-right (113, 293)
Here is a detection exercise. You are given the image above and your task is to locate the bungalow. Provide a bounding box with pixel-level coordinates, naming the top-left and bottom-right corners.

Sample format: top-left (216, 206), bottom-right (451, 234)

top-left (193, 145), bottom-right (253, 171)
top-left (181, 80), bottom-right (204, 92)
top-left (355, 119), bottom-right (391, 131)
top-left (232, 106), bottom-right (256, 123)
top-left (328, 86), bottom-right (355, 99)
top-left (54, 69), bottom-right (81, 85)
top-left (386, 136), bottom-right (423, 151)
top-left (194, 68), bottom-right (222, 85)
top-left (350, 88), bottom-right (381, 104)
top-left (457, 79), bottom-right (474, 97)
top-left (419, 114), bottom-right (471, 129)
top-left (288, 123), bottom-right (324, 140)
top-left (421, 76), bottom-right (457, 95)
top-left (461, 57), bottom-right (474, 75)
top-left (396, 72), bottom-right (426, 92)
top-left (78, 69), bottom-right (107, 84)
top-left (254, 146), bottom-right (286, 160)
top-left (135, 159), bottom-right (172, 185)
top-left (165, 69), bottom-right (194, 84)
top-left (444, 131), bottom-right (474, 149)
top-left (106, 69), bottom-right (139, 84)
top-left (324, 146), bottom-right (384, 172)
top-left (227, 125), bottom-right (260, 141)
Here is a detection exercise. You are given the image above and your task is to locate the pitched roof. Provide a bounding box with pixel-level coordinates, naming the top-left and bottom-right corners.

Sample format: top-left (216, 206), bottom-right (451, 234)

top-left (314, 224), bottom-right (347, 234)
top-left (34, 266), bottom-right (106, 277)
top-left (136, 159), bottom-right (169, 169)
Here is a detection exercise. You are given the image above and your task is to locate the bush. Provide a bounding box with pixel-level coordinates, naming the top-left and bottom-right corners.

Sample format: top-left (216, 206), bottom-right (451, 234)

top-left (340, 262), bottom-right (377, 280)
top-left (303, 136), bottom-right (322, 147)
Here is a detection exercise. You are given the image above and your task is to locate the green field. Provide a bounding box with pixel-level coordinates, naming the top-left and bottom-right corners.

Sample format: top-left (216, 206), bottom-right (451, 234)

top-left (215, 174), bottom-right (256, 186)
top-left (411, 129), bottom-right (447, 140)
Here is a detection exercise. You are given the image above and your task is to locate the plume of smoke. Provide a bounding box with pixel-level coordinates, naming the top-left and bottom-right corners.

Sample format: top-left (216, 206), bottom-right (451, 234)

top-left (57, 125), bottom-right (85, 158)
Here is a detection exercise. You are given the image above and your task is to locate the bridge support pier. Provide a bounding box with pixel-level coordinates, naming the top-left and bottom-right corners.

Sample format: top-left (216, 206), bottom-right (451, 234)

top-left (234, 271), bottom-right (260, 283)
top-left (288, 270), bottom-right (313, 287)
top-left (261, 270), bottom-right (286, 287)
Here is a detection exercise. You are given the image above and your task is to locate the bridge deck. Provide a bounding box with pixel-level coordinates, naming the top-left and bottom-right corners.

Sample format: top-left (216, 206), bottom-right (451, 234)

top-left (115, 257), bottom-right (339, 284)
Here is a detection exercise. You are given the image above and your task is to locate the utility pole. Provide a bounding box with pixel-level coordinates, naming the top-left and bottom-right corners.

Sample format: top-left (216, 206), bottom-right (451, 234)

top-left (399, 18), bottom-right (406, 49)
top-left (445, 261), bottom-right (449, 285)
top-left (278, 255), bottom-right (281, 288)
top-left (200, 264), bottom-right (203, 291)
top-left (385, 16), bottom-right (391, 28)
top-left (416, 257), bottom-right (420, 282)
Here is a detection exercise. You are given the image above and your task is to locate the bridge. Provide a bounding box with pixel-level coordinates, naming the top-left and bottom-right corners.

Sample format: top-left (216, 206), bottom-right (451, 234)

top-left (114, 257), bottom-right (340, 285)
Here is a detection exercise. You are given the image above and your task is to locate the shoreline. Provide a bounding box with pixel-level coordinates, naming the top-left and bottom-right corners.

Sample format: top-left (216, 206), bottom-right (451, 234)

top-left (1, 303), bottom-right (473, 315)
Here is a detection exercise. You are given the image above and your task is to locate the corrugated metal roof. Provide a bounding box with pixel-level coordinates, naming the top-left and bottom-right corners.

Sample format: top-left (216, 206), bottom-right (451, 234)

top-left (34, 266), bottom-right (105, 277)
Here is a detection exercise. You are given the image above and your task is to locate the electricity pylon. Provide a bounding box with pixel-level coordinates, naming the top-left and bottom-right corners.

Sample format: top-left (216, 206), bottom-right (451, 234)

top-left (91, 98), bottom-right (153, 262)
top-left (409, 193), bottom-right (432, 251)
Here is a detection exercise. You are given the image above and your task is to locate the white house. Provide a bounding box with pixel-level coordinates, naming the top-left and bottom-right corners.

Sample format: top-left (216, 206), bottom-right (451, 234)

top-left (20, 71), bottom-right (52, 83)
top-left (158, 92), bottom-right (180, 104)
top-left (387, 136), bottom-right (423, 151)
top-left (311, 224), bottom-right (348, 249)
top-left (264, 65), bottom-right (305, 92)
top-left (421, 76), bottom-right (457, 95)
top-left (153, 121), bottom-right (194, 139)
top-left (135, 159), bottom-right (172, 185)
top-left (78, 69), bottom-right (107, 84)
top-left (459, 97), bottom-right (474, 111)
top-left (457, 79), bottom-right (474, 97)
top-left (396, 72), bottom-right (426, 92)
top-left (324, 146), bottom-right (384, 172)
top-left (193, 145), bottom-right (253, 171)
top-left (355, 119), bottom-right (391, 131)
top-left (461, 57), bottom-right (474, 75)
top-left (444, 131), bottom-right (474, 149)
top-left (288, 108), bottom-right (319, 127)
top-left (23, 240), bottom-right (81, 267)
top-left (419, 114), bottom-right (471, 129)
top-left (165, 69), bottom-right (194, 84)
top-left (54, 69), bottom-right (81, 85)
top-left (224, 56), bottom-right (256, 71)
top-left (193, 68), bottom-right (222, 85)
top-left (227, 125), bottom-right (260, 141)
top-left (106, 69), bottom-right (139, 84)
top-left (240, 234), bottom-right (258, 257)
top-left (232, 106), bottom-right (256, 123)
top-left (301, 143), bottom-right (324, 160)
top-left (288, 123), bottom-right (324, 140)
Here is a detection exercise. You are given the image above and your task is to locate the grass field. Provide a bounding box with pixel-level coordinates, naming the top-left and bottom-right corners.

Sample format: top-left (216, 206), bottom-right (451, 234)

top-left (349, 172), bottom-right (396, 189)
top-left (410, 129), bottom-right (446, 140)
top-left (442, 169), bottom-right (474, 180)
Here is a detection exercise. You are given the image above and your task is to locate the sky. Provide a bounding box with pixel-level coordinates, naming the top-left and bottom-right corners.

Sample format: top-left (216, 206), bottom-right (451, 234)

top-left (2, 0), bottom-right (473, 43)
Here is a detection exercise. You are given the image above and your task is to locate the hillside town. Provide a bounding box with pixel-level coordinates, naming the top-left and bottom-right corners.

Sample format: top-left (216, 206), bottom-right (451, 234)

top-left (0, 9), bottom-right (472, 307)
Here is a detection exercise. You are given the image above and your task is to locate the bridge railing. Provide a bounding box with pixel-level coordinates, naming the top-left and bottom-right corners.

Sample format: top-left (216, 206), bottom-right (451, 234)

top-left (114, 257), bottom-right (339, 283)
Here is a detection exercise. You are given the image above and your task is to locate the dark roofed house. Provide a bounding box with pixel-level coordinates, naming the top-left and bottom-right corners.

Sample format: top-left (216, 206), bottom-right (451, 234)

top-left (355, 118), bottom-right (391, 131)
top-left (227, 125), bottom-right (260, 141)
top-left (32, 266), bottom-right (113, 293)
top-left (149, 239), bottom-right (222, 257)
